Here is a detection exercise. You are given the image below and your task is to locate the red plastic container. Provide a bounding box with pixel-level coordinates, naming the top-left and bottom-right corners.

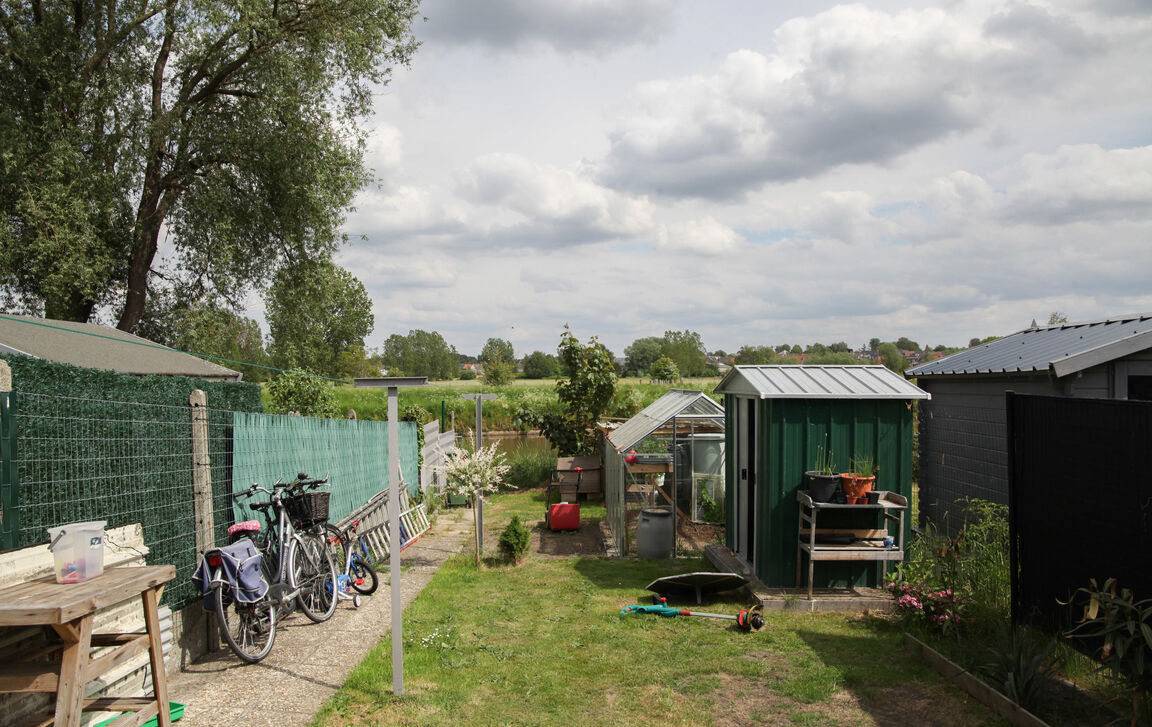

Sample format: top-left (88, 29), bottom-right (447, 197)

top-left (547, 503), bottom-right (580, 531)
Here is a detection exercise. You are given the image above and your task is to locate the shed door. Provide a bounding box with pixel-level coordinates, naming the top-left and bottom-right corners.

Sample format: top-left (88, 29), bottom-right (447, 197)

top-left (735, 397), bottom-right (757, 568)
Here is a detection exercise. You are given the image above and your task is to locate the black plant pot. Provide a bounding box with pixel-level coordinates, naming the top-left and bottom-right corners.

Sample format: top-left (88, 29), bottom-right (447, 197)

top-left (805, 472), bottom-right (841, 503)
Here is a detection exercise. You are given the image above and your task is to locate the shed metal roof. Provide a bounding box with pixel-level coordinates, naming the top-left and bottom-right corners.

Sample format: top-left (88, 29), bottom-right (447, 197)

top-left (0, 314), bottom-right (242, 380)
top-left (606, 389), bottom-right (724, 453)
top-left (713, 365), bottom-right (929, 400)
top-left (908, 313), bottom-right (1152, 378)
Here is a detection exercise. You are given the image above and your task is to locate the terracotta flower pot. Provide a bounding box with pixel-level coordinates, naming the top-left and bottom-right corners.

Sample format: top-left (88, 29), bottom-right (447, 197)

top-left (841, 474), bottom-right (876, 504)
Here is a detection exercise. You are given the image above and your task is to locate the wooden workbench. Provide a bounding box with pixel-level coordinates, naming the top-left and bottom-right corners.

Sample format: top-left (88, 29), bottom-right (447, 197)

top-left (795, 490), bottom-right (906, 600)
top-left (0, 565), bottom-right (175, 727)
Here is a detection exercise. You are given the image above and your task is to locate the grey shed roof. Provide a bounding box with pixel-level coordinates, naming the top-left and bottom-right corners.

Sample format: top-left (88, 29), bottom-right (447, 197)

top-left (606, 389), bottom-right (724, 453)
top-left (714, 365), bottom-right (929, 400)
top-left (0, 314), bottom-right (242, 380)
top-left (908, 313), bottom-right (1152, 378)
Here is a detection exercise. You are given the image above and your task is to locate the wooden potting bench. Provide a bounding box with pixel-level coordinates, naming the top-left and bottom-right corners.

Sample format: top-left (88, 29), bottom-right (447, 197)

top-left (795, 490), bottom-right (907, 599)
top-left (0, 565), bottom-right (175, 727)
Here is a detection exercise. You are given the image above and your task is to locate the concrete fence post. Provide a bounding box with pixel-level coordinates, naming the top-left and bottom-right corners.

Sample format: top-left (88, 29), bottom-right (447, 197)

top-left (0, 360), bottom-right (15, 551)
top-left (189, 389), bottom-right (216, 648)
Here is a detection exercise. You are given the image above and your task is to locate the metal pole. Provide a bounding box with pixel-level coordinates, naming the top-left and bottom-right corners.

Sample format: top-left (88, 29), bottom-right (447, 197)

top-left (353, 377), bottom-right (427, 696)
top-left (475, 395), bottom-right (482, 562)
top-left (463, 394), bottom-right (497, 563)
top-left (387, 385), bottom-right (402, 695)
top-left (671, 414), bottom-right (678, 556)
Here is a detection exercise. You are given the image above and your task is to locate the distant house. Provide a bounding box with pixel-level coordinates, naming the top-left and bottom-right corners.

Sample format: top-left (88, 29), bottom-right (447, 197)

top-left (908, 313), bottom-right (1152, 525)
top-left (0, 314), bottom-right (242, 381)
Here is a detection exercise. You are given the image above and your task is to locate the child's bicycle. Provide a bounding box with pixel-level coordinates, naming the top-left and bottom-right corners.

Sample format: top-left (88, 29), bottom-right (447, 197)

top-left (321, 518), bottom-right (379, 608)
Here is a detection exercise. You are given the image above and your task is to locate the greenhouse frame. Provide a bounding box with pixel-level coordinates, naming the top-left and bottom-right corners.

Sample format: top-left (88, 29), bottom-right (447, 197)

top-left (601, 390), bottom-right (725, 556)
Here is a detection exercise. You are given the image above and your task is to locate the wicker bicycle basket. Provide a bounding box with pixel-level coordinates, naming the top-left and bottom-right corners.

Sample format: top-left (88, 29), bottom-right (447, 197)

top-left (284, 490), bottom-right (330, 527)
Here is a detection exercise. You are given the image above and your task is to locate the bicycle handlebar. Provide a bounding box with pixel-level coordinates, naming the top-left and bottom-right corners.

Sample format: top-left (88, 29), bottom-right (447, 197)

top-left (286, 472), bottom-right (330, 494)
top-left (237, 472), bottom-right (330, 500)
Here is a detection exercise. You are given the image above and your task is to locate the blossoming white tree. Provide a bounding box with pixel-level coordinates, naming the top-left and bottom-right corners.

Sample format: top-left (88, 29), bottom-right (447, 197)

top-left (439, 443), bottom-right (511, 564)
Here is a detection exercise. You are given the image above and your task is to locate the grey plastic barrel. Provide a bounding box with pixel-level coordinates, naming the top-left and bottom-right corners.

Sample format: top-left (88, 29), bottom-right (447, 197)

top-left (637, 508), bottom-right (673, 558)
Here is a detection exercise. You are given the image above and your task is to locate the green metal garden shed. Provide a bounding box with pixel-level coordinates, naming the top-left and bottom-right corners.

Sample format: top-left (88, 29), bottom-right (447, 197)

top-left (714, 365), bottom-right (929, 589)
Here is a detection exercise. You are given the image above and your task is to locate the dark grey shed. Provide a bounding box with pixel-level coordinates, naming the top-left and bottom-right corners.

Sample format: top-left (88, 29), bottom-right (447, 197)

top-left (908, 313), bottom-right (1152, 526)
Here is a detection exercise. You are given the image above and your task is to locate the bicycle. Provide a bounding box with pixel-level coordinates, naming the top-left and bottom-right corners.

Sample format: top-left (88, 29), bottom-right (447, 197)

top-left (198, 536), bottom-right (277, 664)
top-left (321, 517), bottom-right (379, 608)
top-left (235, 474), bottom-right (338, 626)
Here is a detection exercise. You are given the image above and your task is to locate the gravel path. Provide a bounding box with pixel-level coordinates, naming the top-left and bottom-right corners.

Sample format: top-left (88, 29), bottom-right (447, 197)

top-left (166, 508), bottom-right (473, 727)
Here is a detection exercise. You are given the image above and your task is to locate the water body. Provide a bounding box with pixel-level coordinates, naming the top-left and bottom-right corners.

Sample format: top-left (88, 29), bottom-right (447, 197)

top-left (474, 431), bottom-right (555, 458)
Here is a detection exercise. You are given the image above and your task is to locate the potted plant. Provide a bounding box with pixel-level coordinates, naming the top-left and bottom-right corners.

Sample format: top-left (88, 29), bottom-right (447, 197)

top-left (805, 440), bottom-right (840, 503)
top-left (841, 455), bottom-right (878, 504)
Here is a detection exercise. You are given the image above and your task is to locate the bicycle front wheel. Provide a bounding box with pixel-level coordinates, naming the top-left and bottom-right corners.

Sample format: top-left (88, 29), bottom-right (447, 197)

top-left (289, 534), bottom-right (337, 623)
top-left (215, 581), bottom-right (276, 663)
top-left (349, 553), bottom-right (378, 595)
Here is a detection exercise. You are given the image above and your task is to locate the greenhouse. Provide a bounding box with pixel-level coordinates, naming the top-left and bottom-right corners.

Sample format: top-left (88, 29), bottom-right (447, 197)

top-left (601, 390), bottom-right (725, 556)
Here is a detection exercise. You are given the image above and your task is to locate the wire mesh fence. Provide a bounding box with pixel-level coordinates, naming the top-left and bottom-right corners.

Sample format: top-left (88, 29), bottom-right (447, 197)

top-left (8, 392), bottom-right (418, 611)
top-left (12, 391), bottom-right (228, 610)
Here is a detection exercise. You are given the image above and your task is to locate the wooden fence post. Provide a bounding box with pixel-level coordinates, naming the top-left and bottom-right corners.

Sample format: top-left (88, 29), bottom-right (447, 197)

top-left (189, 389), bottom-right (216, 648)
top-left (0, 360), bottom-right (15, 551)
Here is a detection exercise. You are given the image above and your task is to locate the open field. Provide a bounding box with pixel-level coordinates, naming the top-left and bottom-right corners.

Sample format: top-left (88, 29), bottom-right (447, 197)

top-left (328, 377), bottom-right (723, 430)
top-left (310, 490), bottom-right (1008, 727)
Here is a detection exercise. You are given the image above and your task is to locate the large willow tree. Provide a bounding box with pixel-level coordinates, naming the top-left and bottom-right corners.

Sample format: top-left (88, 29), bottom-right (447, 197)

top-left (0, 0), bottom-right (419, 329)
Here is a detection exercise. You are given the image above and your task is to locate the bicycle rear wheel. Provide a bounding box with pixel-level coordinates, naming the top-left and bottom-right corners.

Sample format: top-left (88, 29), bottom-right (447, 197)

top-left (290, 533), bottom-right (338, 623)
top-left (215, 582), bottom-right (276, 663)
top-left (321, 523), bottom-right (348, 577)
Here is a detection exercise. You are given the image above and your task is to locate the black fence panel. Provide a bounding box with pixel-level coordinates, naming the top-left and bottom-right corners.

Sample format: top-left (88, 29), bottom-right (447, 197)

top-left (1008, 392), bottom-right (1152, 631)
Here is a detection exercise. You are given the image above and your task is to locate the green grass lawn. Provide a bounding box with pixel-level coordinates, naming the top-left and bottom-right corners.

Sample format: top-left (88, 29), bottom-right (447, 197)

top-left (311, 490), bottom-right (1006, 727)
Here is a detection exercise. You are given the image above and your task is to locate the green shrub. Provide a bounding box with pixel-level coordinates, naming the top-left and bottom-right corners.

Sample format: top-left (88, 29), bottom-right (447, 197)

top-left (498, 515), bottom-right (531, 563)
top-left (887, 498), bottom-right (1009, 635)
top-left (977, 623), bottom-right (1062, 712)
top-left (522, 351), bottom-right (558, 379)
top-left (483, 360), bottom-right (514, 386)
top-left (459, 368), bottom-right (477, 380)
top-left (1064, 578), bottom-right (1152, 722)
top-left (266, 369), bottom-right (340, 418)
top-left (505, 441), bottom-right (556, 490)
top-left (650, 356), bottom-right (679, 382)
top-left (608, 385), bottom-right (644, 418)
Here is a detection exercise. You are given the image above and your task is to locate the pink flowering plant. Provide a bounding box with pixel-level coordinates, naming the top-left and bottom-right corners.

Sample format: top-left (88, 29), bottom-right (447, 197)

top-left (888, 576), bottom-right (971, 633)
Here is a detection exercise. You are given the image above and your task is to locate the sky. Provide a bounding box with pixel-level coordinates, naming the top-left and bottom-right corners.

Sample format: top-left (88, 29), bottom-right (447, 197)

top-left (328, 0), bottom-right (1152, 359)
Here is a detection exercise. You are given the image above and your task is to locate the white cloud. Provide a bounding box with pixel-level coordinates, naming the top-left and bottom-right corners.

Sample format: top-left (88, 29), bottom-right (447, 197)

top-left (317, 1), bottom-right (1152, 358)
top-left (1001, 144), bottom-right (1152, 224)
top-left (417, 0), bottom-right (682, 52)
top-left (347, 185), bottom-right (468, 238)
top-left (656, 216), bottom-right (744, 254)
top-left (456, 153), bottom-right (656, 246)
top-left (598, 3), bottom-right (1137, 199)
top-left (364, 124), bottom-right (404, 188)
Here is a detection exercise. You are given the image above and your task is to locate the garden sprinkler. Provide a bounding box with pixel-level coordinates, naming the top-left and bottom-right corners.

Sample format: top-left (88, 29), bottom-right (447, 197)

top-left (619, 597), bottom-right (765, 632)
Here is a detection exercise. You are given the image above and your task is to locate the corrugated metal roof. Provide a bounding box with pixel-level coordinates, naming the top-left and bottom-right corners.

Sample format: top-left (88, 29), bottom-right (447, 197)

top-left (607, 389), bottom-right (724, 453)
top-left (713, 365), bottom-right (929, 400)
top-left (908, 313), bottom-right (1152, 378)
top-left (0, 314), bottom-right (242, 380)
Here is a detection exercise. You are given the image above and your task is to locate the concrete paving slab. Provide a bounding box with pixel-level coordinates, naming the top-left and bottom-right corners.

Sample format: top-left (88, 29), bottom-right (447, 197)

top-left (167, 509), bottom-right (471, 727)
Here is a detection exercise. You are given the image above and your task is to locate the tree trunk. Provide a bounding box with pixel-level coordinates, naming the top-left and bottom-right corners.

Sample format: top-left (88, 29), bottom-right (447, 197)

top-left (117, 213), bottom-right (161, 333)
top-left (118, 0), bottom-right (175, 335)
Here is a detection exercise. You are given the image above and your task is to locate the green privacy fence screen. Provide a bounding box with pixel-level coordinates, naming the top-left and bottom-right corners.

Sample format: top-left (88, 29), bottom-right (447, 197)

top-left (8, 391), bottom-right (250, 611)
top-left (229, 413), bottom-right (418, 527)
